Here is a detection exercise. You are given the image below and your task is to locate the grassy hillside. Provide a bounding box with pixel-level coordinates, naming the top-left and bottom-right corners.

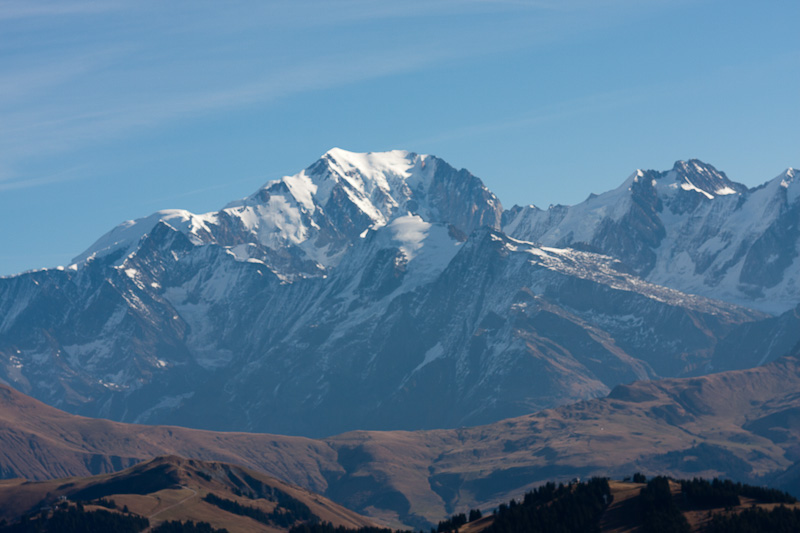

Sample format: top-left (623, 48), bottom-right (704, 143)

top-left (2, 353), bottom-right (800, 527)
top-left (0, 456), bottom-right (376, 533)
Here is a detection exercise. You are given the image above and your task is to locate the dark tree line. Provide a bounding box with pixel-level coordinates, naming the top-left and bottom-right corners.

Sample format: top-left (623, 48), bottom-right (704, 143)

top-left (151, 520), bottom-right (229, 533)
top-left (0, 503), bottom-right (231, 533)
top-left (436, 512), bottom-right (466, 533)
top-left (433, 506), bottom-right (483, 532)
top-left (639, 476), bottom-right (691, 533)
top-left (285, 480), bottom-right (610, 533)
top-left (705, 505), bottom-right (800, 532)
top-left (680, 477), bottom-right (797, 509)
top-left (93, 498), bottom-right (117, 510)
top-left (0, 507), bottom-right (148, 533)
top-left (732, 482), bottom-right (796, 504)
top-left (680, 478), bottom-right (741, 508)
top-left (203, 492), bottom-right (316, 528)
top-left (482, 477), bottom-right (612, 533)
top-left (289, 522), bottom-right (397, 533)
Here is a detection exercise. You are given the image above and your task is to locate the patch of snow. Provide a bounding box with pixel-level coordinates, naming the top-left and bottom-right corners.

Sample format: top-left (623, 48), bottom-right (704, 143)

top-left (781, 168), bottom-right (799, 203)
top-left (132, 392), bottom-right (195, 423)
top-left (400, 222), bottom-right (462, 285)
top-left (680, 179), bottom-right (714, 199)
top-left (228, 243), bottom-right (254, 261)
top-left (388, 215), bottom-right (430, 260)
top-left (284, 171), bottom-right (318, 212)
top-left (412, 343), bottom-right (445, 373)
top-left (504, 173), bottom-right (635, 245)
top-left (63, 337), bottom-right (117, 373)
top-left (99, 379), bottom-right (125, 391)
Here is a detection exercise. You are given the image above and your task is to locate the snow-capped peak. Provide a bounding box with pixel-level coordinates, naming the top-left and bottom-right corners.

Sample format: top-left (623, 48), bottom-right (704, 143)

top-left (658, 159), bottom-right (747, 199)
top-left (71, 209), bottom-right (217, 265)
top-left (73, 149), bottom-right (502, 279)
top-left (779, 167), bottom-right (798, 199)
top-left (322, 147), bottom-right (419, 181)
top-left (228, 148), bottom-right (431, 224)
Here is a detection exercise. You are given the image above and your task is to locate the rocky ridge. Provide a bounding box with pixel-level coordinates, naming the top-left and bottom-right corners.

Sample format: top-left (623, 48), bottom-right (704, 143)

top-left (0, 150), bottom-right (797, 436)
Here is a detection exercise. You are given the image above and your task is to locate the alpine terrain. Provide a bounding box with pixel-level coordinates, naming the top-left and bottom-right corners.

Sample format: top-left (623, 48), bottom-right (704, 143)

top-left (3, 351), bottom-right (800, 528)
top-left (0, 149), bottom-right (798, 437)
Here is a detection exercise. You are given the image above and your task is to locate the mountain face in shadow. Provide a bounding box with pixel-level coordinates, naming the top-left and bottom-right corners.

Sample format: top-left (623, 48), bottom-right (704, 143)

top-left (2, 151), bottom-right (797, 437)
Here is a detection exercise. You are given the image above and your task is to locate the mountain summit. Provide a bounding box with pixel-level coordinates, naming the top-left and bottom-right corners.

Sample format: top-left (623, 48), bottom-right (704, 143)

top-left (0, 150), bottom-right (797, 436)
top-left (661, 159), bottom-right (747, 199)
top-left (75, 149), bottom-right (502, 279)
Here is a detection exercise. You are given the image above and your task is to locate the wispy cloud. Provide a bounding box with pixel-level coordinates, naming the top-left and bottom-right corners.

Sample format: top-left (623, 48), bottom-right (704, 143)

top-left (399, 48), bottom-right (800, 151)
top-left (399, 85), bottom-right (651, 149)
top-left (207, 0), bottom-right (558, 30)
top-left (0, 166), bottom-right (88, 192)
top-left (0, 1), bottom-right (126, 20)
top-left (0, 39), bottom-right (472, 163)
top-left (0, 0), bottom-right (688, 192)
top-left (0, 48), bottom-right (128, 103)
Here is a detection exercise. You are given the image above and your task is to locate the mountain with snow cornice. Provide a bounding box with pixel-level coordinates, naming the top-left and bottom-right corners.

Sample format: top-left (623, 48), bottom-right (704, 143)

top-left (0, 150), bottom-right (797, 437)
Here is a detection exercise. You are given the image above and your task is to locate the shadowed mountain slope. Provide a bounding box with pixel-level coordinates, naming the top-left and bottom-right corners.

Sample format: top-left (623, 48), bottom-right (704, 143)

top-left (2, 351), bottom-right (800, 527)
top-left (2, 152), bottom-right (796, 437)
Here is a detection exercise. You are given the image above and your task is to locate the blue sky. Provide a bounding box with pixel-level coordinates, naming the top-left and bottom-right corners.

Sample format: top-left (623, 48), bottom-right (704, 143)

top-left (1, 0), bottom-right (798, 276)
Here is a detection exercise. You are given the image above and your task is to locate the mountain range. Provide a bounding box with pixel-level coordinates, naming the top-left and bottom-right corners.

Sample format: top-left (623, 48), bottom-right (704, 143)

top-left (1, 149), bottom-right (798, 437)
top-left (505, 160), bottom-right (800, 315)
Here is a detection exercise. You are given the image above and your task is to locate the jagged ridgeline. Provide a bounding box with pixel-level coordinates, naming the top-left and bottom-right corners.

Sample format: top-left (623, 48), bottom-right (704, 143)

top-left (1, 149), bottom-right (798, 436)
